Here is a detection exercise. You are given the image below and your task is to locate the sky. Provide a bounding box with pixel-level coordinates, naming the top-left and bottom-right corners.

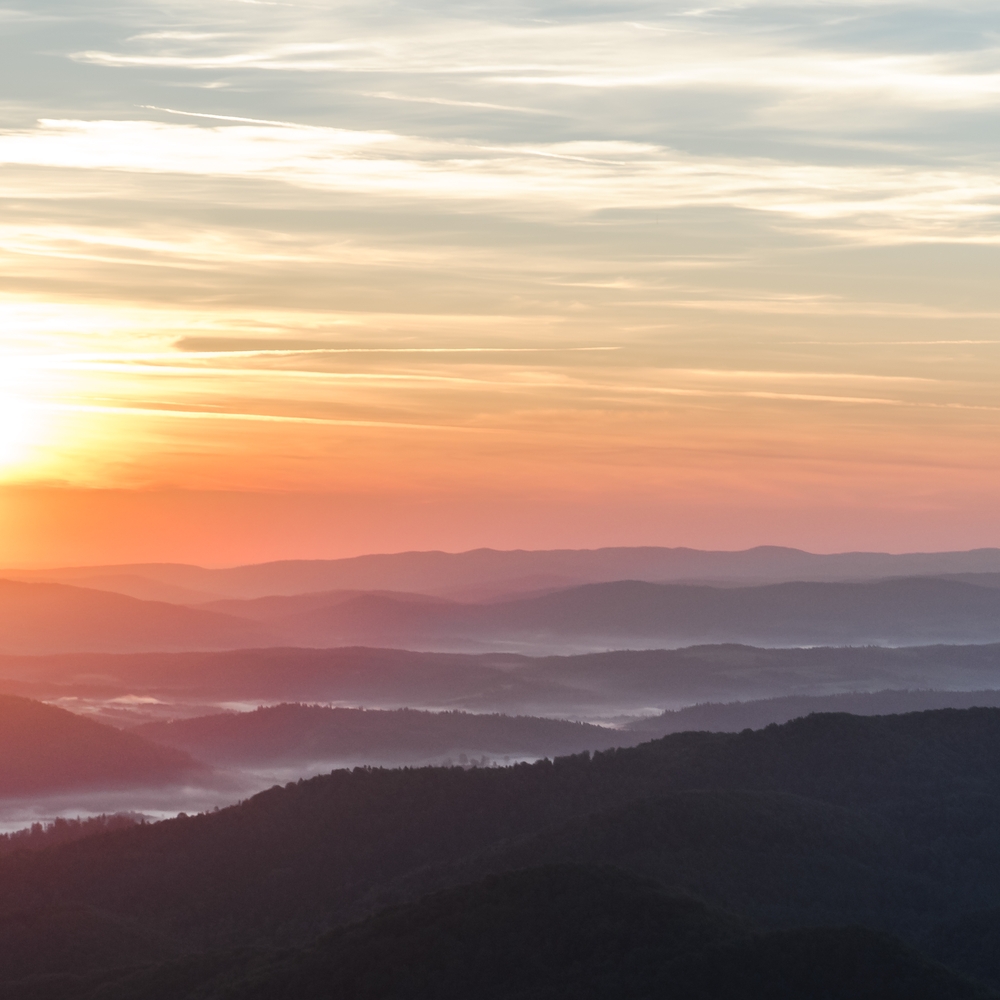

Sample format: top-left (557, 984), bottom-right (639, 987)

top-left (2, 0), bottom-right (1000, 566)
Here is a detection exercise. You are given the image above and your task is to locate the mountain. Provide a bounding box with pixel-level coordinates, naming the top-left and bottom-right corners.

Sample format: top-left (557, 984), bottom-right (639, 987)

top-left (0, 579), bottom-right (274, 654)
top-left (134, 704), bottom-right (633, 767)
top-left (260, 577), bottom-right (1000, 652)
top-left (0, 696), bottom-right (204, 796)
top-left (11, 545), bottom-right (1000, 602)
top-left (4, 710), bottom-right (1000, 994)
top-left (5, 643), bottom-right (1000, 721)
top-left (629, 689), bottom-right (1000, 736)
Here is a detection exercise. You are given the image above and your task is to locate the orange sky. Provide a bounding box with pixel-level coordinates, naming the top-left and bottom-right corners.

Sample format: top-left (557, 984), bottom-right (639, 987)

top-left (3, 1), bottom-right (1000, 566)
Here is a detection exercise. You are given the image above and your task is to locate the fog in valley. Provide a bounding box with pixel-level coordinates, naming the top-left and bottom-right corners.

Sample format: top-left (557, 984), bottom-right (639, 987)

top-left (5, 547), bottom-right (1000, 832)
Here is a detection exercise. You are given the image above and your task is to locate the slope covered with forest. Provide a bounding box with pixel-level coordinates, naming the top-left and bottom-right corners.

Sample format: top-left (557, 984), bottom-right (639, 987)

top-left (2, 709), bottom-right (1000, 996)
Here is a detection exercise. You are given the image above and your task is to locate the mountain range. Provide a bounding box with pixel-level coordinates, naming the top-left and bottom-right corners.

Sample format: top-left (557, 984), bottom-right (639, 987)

top-left (4, 642), bottom-right (1000, 721)
top-left (10, 574), bottom-right (1000, 655)
top-left (11, 544), bottom-right (1000, 602)
top-left (244, 576), bottom-right (1000, 652)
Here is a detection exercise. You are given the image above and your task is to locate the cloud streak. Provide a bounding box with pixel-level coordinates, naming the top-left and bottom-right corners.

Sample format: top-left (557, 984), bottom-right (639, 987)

top-left (1, 118), bottom-right (998, 244)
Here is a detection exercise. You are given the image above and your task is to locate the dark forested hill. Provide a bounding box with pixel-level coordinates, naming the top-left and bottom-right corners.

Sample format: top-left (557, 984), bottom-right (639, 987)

top-left (4, 710), bottom-right (1000, 996)
top-left (0, 696), bottom-right (204, 795)
top-left (135, 704), bottom-right (631, 767)
top-left (2, 711), bottom-right (1000, 949)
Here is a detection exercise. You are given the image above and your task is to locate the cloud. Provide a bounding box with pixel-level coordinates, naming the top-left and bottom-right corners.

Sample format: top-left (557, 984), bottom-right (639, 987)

top-left (356, 92), bottom-right (560, 116)
top-left (1, 117), bottom-right (998, 244)
top-left (5, 0), bottom-right (1000, 518)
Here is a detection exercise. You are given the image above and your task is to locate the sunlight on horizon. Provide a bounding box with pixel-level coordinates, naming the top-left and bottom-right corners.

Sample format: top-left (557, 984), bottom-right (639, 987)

top-left (0, 387), bottom-right (48, 477)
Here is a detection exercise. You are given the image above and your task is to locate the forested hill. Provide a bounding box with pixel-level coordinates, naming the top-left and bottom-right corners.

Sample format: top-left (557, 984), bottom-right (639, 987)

top-left (3, 707), bottom-right (1000, 986)
top-left (134, 704), bottom-right (632, 766)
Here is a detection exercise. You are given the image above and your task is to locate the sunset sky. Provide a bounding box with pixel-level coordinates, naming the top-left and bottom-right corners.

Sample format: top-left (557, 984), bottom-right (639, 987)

top-left (2, 0), bottom-right (1000, 566)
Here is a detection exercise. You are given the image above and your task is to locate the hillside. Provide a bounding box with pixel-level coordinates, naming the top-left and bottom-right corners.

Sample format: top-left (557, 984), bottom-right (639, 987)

top-left (135, 704), bottom-right (632, 767)
top-left (0, 580), bottom-right (274, 655)
top-left (1, 710), bottom-right (1000, 994)
top-left (0, 696), bottom-right (204, 796)
top-left (11, 545), bottom-right (1000, 601)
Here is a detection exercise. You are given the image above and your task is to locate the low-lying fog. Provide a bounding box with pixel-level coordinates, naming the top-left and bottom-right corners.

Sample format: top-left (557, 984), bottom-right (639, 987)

top-left (6, 676), bottom-right (1000, 834)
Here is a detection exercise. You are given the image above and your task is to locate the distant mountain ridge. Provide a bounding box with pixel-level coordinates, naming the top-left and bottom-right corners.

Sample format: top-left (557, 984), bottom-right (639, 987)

top-left (213, 577), bottom-right (1000, 653)
top-left (200, 589), bottom-right (449, 621)
top-left (0, 579), bottom-right (273, 655)
top-left (10, 574), bottom-right (1000, 655)
top-left (10, 544), bottom-right (1000, 601)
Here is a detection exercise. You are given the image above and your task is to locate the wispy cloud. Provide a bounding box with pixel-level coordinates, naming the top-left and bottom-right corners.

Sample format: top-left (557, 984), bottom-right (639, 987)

top-left (356, 92), bottom-right (559, 116)
top-left (1, 117), bottom-right (998, 244)
top-left (4, 0), bottom-right (1000, 534)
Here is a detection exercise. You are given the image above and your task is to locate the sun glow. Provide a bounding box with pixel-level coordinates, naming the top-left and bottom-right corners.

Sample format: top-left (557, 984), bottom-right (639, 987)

top-left (0, 393), bottom-right (42, 471)
top-left (0, 355), bottom-right (63, 480)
